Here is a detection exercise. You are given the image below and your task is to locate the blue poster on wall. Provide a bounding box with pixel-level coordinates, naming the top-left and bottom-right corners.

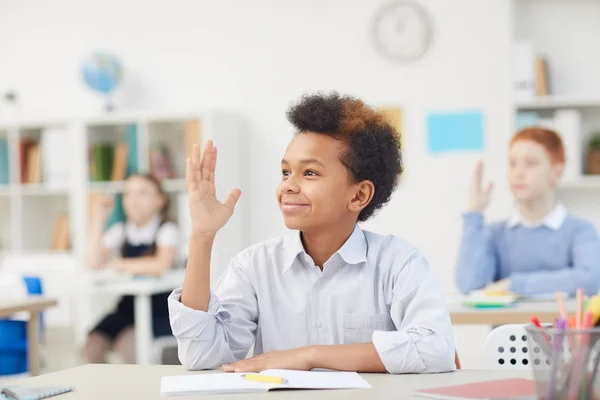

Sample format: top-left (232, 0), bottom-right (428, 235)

top-left (426, 110), bottom-right (485, 153)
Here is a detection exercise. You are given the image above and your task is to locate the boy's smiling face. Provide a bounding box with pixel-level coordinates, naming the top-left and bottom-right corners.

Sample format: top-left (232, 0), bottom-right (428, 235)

top-left (277, 132), bottom-right (360, 232)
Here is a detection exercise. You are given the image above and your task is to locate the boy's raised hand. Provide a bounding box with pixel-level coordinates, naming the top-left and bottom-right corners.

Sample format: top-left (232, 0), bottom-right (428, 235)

top-left (468, 160), bottom-right (493, 212)
top-left (186, 140), bottom-right (241, 236)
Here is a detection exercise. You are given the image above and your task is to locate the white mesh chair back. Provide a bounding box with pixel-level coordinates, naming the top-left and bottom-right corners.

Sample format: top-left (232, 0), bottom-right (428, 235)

top-left (484, 324), bottom-right (559, 369)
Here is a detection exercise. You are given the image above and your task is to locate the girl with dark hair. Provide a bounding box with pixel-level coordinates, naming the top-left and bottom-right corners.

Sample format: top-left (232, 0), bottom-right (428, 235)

top-left (85, 173), bottom-right (180, 363)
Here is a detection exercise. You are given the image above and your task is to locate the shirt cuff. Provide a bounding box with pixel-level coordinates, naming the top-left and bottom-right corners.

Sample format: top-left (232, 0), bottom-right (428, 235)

top-left (509, 274), bottom-right (527, 295)
top-left (372, 330), bottom-right (426, 374)
top-left (167, 287), bottom-right (229, 339)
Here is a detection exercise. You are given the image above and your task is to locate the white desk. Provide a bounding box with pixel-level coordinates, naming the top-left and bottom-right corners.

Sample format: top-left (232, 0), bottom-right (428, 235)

top-left (0, 296), bottom-right (57, 376)
top-left (15, 364), bottom-right (532, 399)
top-left (87, 270), bottom-right (185, 365)
top-left (448, 298), bottom-right (577, 325)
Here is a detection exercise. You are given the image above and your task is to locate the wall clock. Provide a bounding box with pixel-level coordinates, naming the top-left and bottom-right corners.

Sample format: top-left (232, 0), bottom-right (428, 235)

top-left (371, 1), bottom-right (434, 64)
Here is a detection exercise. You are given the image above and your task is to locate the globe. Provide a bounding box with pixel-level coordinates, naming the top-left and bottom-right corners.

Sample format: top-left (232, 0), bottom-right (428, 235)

top-left (81, 52), bottom-right (122, 95)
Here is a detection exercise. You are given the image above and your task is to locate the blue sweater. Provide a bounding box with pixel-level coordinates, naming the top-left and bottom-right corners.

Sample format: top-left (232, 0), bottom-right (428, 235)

top-left (455, 212), bottom-right (600, 296)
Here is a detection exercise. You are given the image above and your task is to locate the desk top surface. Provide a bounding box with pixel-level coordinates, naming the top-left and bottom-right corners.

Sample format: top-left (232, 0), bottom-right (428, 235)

top-left (447, 297), bottom-right (572, 324)
top-left (0, 296), bottom-right (57, 317)
top-left (86, 270), bottom-right (185, 295)
top-left (16, 364), bottom-right (532, 400)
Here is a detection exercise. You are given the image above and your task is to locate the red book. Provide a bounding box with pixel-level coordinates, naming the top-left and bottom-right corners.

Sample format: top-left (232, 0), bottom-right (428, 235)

top-left (413, 378), bottom-right (536, 399)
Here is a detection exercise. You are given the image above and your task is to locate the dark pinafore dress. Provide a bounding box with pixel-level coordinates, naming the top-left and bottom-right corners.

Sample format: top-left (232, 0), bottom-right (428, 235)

top-left (91, 235), bottom-right (173, 341)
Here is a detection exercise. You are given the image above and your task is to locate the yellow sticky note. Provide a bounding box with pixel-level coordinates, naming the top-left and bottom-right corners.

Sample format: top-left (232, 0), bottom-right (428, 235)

top-left (378, 107), bottom-right (403, 142)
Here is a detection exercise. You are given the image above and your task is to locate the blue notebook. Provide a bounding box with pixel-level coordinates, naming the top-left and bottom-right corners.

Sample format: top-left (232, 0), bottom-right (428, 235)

top-left (1, 386), bottom-right (73, 400)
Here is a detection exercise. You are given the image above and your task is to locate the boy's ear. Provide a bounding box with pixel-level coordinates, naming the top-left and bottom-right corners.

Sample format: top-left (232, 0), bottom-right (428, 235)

top-left (552, 162), bottom-right (565, 184)
top-left (349, 180), bottom-right (375, 212)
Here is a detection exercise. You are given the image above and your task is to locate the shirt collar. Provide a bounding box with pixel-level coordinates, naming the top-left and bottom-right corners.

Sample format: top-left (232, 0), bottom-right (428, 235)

top-left (125, 214), bottom-right (162, 240)
top-left (282, 225), bottom-right (368, 274)
top-left (506, 203), bottom-right (567, 231)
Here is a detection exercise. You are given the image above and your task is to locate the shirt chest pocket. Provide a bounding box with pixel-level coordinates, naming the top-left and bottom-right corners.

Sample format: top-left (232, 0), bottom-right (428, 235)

top-left (343, 313), bottom-right (395, 344)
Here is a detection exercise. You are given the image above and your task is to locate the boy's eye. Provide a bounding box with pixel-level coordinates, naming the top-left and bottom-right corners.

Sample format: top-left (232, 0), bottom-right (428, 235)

top-left (282, 170), bottom-right (290, 177)
top-left (305, 170), bottom-right (318, 177)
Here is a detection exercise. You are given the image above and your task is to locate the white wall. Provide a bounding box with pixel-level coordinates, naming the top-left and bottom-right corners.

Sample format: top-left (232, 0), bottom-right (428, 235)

top-left (0, 0), bottom-right (514, 366)
top-left (514, 0), bottom-right (600, 97)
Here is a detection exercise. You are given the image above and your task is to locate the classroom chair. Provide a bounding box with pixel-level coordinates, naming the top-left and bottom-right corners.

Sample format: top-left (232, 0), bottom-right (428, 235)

top-left (484, 324), bottom-right (553, 370)
top-left (0, 276), bottom-right (44, 376)
top-left (151, 336), bottom-right (179, 365)
top-left (22, 276), bottom-right (45, 341)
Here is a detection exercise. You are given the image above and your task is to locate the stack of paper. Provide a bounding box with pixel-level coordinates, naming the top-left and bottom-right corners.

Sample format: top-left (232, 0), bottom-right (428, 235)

top-left (462, 290), bottom-right (517, 308)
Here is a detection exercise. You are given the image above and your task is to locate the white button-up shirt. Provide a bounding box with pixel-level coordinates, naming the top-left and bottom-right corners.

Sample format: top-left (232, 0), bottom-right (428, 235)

top-left (168, 225), bottom-right (456, 374)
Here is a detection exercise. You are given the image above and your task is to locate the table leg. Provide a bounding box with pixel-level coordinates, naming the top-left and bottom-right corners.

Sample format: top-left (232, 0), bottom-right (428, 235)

top-left (134, 294), bottom-right (153, 364)
top-left (27, 312), bottom-right (41, 376)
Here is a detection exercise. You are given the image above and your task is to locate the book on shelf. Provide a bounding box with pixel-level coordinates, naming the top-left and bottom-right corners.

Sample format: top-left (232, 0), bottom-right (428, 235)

top-left (16, 127), bottom-right (70, 186)
top-left (149, 144), bottom-right (175, 180)
top-left (513, 41), bottom-right (551, 100)
top-left (89, 142), bottom-right (130, 182)
top-left (41, 127), bottom-right (70, 187)
top-left (535, 56), bottom-right (549, 97)
top-left (19, 139), bottom-right (36, 183)
top-left (26, 143), bottom-right (41, 184)
top-left (89, 124), bottom-right (137, 183)
top-left (111, 143), bottom-right (128, 181)
top-left (125, 124), bottom-right (138, 176)
top-left (51, 214), bottom-right (70, 251)
top-left (514, 41), bottom-right (536, 101)
top-left (92, 144), bottom-right (114, 181)
top-left (0, 136), bottom-right (8, 185)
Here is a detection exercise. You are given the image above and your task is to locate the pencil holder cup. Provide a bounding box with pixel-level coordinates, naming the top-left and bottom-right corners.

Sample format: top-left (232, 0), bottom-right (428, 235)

top-left (525, 325), bottom-right (600, 400)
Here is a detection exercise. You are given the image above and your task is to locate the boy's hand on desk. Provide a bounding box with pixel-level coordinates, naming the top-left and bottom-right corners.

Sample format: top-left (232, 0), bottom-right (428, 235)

top-left (221, 347), bottom-right (314, 373)
top-left (484, 277), bottom-right (510, 294)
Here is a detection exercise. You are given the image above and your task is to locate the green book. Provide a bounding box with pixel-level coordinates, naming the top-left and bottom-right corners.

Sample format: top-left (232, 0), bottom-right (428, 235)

top-left (0, 137), bottom-right (8, 185)
top-left (126, 124), bottom-right (138, 176)
top-left (93, 144), bottom-right (114, 181)
top-left (106, 193), bottom-right (126, 228)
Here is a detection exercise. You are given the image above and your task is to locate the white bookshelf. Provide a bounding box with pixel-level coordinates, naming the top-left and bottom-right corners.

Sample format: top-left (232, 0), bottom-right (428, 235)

top-left (516, 95), bottom-right (600, 110)
top-left (0, 110), bottom-right (249, 334)
top-left (560, 176), bottom-right (600, 190)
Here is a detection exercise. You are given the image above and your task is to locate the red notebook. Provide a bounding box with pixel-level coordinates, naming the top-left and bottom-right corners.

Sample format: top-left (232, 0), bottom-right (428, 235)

top-left (413, 378), bottom-right (537, 399)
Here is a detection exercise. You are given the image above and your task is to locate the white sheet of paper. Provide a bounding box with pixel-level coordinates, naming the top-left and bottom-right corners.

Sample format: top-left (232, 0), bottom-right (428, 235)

top-left (160, 370), bottom-right (371, 395)
top-left (264, 369), bottom-right (372, 389)
top-left (161, 373), bottom-right (265, 395)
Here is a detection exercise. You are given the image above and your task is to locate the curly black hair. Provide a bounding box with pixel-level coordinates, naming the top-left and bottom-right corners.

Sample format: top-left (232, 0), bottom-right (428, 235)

top-left (286, 92), bottom-right (403, 221)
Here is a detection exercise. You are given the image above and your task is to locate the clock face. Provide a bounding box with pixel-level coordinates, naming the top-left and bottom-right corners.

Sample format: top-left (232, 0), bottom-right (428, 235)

top-left (371, 1), bottom-right (433, 64)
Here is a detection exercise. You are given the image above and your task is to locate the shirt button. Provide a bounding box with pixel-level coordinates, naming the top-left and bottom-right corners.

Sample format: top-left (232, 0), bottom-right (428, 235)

top-left (316, 322), bottom-right (322, 329)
